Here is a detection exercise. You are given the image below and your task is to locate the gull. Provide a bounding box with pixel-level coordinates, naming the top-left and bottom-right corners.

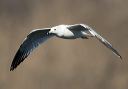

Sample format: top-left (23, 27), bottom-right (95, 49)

top-left (10, 24), bottom-right (122, 71)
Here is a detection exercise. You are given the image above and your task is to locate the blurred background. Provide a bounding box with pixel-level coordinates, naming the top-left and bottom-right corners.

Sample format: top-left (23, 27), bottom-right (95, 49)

top-left (0, 0), bottom-right (128, 89)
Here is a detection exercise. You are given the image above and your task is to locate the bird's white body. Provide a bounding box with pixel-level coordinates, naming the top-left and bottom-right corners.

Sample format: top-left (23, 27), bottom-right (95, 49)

top-left (10, 24), bottom-right (122, 71)
top-left (50, 24), bottom-right (90, 39)
top-left (50, 25), bottom-right (75, 38)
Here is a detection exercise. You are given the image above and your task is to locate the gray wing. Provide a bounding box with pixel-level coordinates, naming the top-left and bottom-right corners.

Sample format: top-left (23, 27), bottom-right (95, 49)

top-left (10, 28), bottom-right (54, 71)
top-left (68, 24), bottom-right (122, 59)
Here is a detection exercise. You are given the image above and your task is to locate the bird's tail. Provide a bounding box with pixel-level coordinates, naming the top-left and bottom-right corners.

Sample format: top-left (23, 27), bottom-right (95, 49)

top-left (88, 28), bottom-right (122, 59)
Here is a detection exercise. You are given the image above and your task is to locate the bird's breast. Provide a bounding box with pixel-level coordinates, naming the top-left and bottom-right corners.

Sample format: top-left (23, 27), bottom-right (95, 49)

top-left (58, 29), bottom-right (78, 39)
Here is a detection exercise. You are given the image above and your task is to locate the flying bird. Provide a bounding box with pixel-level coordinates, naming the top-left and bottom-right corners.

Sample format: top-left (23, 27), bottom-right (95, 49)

top-left (10, 24), bottom-right (122, 71)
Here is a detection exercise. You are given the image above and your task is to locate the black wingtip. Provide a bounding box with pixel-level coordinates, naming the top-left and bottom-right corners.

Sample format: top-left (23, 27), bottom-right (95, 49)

top-left (119, 55), bottom-right (122, 60)
top-left (10, 49), bottom-right (26, 71)
top-left (10, 66), bottom-right (14, 71)
top-left (112, 49), bottom-right (122, 60)
top-left (10, 64), bottom-right (17, 71)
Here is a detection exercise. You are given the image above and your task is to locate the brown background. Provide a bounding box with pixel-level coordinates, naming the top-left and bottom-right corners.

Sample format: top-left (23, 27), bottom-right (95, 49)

top-left (0, 0), bottom-right (128, 89)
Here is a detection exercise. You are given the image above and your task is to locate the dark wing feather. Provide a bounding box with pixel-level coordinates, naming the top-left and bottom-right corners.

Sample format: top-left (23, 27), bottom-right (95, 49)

top-left (67, 24), bottom-right (87, 31)
top-left (10, 28), bottom-right (54, 71)
top-left (69, 24), bottom-right (122, 59)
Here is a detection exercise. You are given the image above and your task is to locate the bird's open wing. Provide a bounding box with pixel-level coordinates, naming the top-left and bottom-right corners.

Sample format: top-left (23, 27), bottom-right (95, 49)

top-left (10, 28), bottom-right (54, 71)
top-left (68, 24), bottom-right (122, 59)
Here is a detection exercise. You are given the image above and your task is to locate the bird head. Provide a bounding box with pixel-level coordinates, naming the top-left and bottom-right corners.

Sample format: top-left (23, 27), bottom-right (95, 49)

top-left (49, 25), bottom-right (66, 37)
top-left (49, 27), bottom-right (58, 34)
